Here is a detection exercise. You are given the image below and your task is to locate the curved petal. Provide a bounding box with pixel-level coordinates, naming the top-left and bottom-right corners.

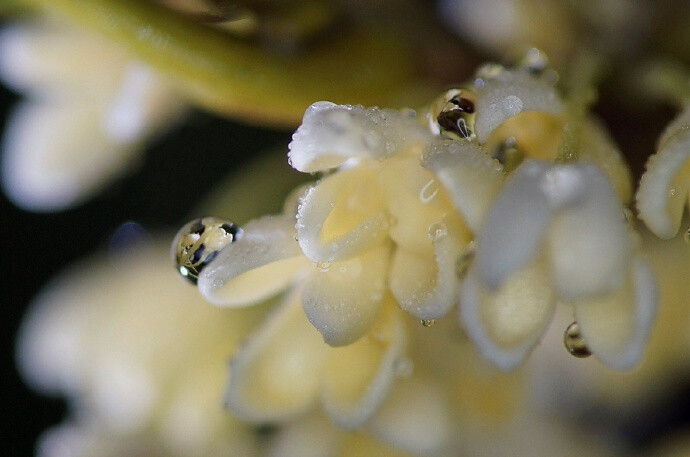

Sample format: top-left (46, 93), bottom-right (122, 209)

top-left (474, 69), bottom-right (563, 143)
top-left (475, 160), bottom-right (551, 290)
top-left (321, 301), bottom-right (408, 428)
top-left (1, 102), bottom-right (139, 211)
top-left (198, 215), bottom-right (307, 307)
top-left (389, 214), bottom-right (466, 320)
top-left (546, 164), bottom-right (631, 301)
top-left (368, 377), bottom-right (451, 455)
top-left (296, 168), bottom-right (390, 262)
top-left (422, 139), bottom-right (504, 232)
top-left (459, 262), bottom-right (555, 371)
top-left (226, 290), bottom-right (327, 423)
top-left (636, 106), bottom-right (690, 239)
top-left (302, 244), bottom-right (390, 347)
top-left (288, 101), bottom-right (428, 173)
top-left (575, 258), bottom-right (658, 370)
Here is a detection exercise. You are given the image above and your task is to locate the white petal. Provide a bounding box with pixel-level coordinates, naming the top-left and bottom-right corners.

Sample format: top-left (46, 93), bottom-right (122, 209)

top-left (296, 168), bottom-right (390, 262)
top-left (389, 214), bottom-right (466, 320)
top-left (368, 377), bottom-right (451, 455)
top-left (198, 215), bottom-right (307, 307)
top-left (302, 244), bottom-right (390, 346)
top-left (636, 106), bottom-right (690, 239)
top-left (546, 164), bottom-right (631, 301)
top-left (459, 263), bottom-right (555, 371)
top-left (322, 302), bottom-right (408, 428)
top-left (1, 102), bottom-right (140, 211)
top-left (226, 291), bottom-right (327, 422)
top-left (575, 258), bottom-right (658, 370)
top-left (474, 69), bottom-right (563, 143)
top-left (288, 101), bottom-right (429, 173)
top-left (422, 139), bottom-right (504, 232)
top-left (475, 160), bottom-right (551, 290)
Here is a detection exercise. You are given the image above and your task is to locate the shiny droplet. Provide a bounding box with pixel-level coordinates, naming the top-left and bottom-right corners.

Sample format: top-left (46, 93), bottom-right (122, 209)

top-left (516, 48), bottom-right (549, 75)
top-left (317, 261), bottom-right (331, 272)
top-left (427, 221), bottom-right (448, 242)
top-left (563, 321), bottom-right (592, 358)
top-left (455, 242), bottom-right (475, 280)
top-left (173, 217), bottom-right (242, 284)
top-left (421, 319), bottom-right (436, 328)
top-left (492, 136), bottom-right (524, 172)
top-left (427, 88), bottom-right (478, 141)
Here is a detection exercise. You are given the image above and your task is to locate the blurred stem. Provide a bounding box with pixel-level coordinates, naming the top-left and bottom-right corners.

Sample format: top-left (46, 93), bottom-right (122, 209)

top-left (18, 0), bottom-right (436, 126)
top-left (556, 50), bottom-right (604, 163)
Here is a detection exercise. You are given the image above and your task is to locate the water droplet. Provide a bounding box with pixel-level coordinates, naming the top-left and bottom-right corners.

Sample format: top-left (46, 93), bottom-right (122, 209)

top-left (516, 48), bottom-right (549, 75)
top-left (427, 222), bottom-right (447, 242)
top-left (492, 137), bottom-right (524, 173)
top-left (428, 88), bottom-right (478, 141)
top-left (419, 179), bottom-right (439, 204)
top-left (563, 321), bottom-right (591, 358)
top-left (669, 187), bottom-right (678, 197)
top-left (421, 319), bottom-right (436, 328)
top-left (172, 217), bottom-right (242, 284)
top-left (393, 357), bottom-right (414, 377)
top-left (455, 242), bottom-right (475, 279)
top-left (317, 261), bottom-right (331, 272)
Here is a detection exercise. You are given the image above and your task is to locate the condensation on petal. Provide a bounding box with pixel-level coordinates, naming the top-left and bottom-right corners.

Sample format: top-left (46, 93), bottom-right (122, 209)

top-left (288, 101), bottom-right (429, 173)
top-left (297, 168), bottom-right (389, 262)
top-left (198, 215), bottom-right (307, 307)
top-left (390, 214), bottom-right (467, 320)
top-left (475, 160), bottom-right (551, 290)
top-left (474, 69), bottom-right (563, 143)
top-left (266, 414), bottom-right (343, 457)
top-left (1, 102), bottom-right (139, 211)
top-left (546, 164), bottom-right (631, 301)
top-left (422, 139), bottom-right (504, 232)
top-left (459, 262), bottom-right (555, 371)
top-left (322, 302), bottom-right (407, 428)
top-left (379, 155), bottom-right (459, 256)
top-left (302, 244), bottom-right (390, 347)
top-left (226, 291), bottom-right (327, 423)
top-left (368, 377), bottom-right (451, 455)
top-left (637, 106), bottom-right (690, 239)
top-left (575, 258), bottom-right (658, 370)
top-left (578, 117), bottom-right (633, 203)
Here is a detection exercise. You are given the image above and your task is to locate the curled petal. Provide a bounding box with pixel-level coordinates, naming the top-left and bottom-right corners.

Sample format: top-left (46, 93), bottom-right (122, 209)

top-left (198, 215), bottom-right (307, 307)
top-left (459, 262), bottom-right (555, 371)
top-left (422, 139), bottom-right (503, 232)
top-left (322, 302), bottom-right (408, 428)
top-left (368, 377), bottom-right (451, 455)
top-left (288, 101), bottom-right (428, 173)
top-left (226, 291), bottom-right (327, 422)
top-left (575, 258), bottom-right (658, 370)
top-left (474, 69), bottom-right (563, 143)
top-left (297, 168), bottom-right (389, 262)
top-left (389, 214), bottom-right (467, 320)
top-left (636, 106), bottom-right (690, 239)
top-left (475, 160), bottom-right (551, 290)
top-left (302, 244), bottom-right (390, 347)
top-left (546, 164), bottom-right (631, 301)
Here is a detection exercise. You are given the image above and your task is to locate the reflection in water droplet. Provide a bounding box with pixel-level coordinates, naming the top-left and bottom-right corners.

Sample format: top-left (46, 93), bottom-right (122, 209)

top-left (427, 88), bottom-right (478, 141)
top-left (419, 179), bottom-right (439, 204)
top-left (455, 242), bottom-right (475, 280)
top-left (563, 321), bottom-right (592, 358)
top-left (317, 261), bottom-right (331, 272)
top-left (492, 137), bottom-right (524, 173)
top-left (421, 319), bottom-right (436, 328)
top-left (427, 222), bottom-right (447, 242)
top-left (394, 357), bottom-right (414, 377)
top-left (172, 217), bottom-right (242, 284)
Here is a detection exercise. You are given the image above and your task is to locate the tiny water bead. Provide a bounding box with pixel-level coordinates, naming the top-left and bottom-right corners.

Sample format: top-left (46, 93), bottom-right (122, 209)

top-left (427, 221), bottom-right (448, 242)
top-left (428, 88), bottom-right (478, 141)
top-left (491, 137), bottom-right (524, 172)
top-left (421, 319), bottom-right (436, 328)
top-left (563, 321), bottom-right (592, 358)
top-left (173, 217), bottom-right (243, 284)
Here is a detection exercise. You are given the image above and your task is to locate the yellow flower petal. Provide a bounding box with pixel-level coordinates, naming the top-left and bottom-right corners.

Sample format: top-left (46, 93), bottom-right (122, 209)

top-left (198, 215), bottom-right (307, 307)
top-left (226, 291), bottom-right (326, 422)
top-left (575, 258), bottom-right (658, 370)
top-left (302, 244), bottom-right (390, 347)
top-left (322, 302), bottom-right (407, 428)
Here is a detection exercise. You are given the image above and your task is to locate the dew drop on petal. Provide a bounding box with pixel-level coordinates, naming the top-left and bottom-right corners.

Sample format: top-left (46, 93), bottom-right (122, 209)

top-left (420, 319), bottom-right (436, 328)
top-left (427, 222), bottom-right (448, 242)
top-left (317, 261), bottom-right (331, 272)
top-left (563, 321), bottom-right (592, 358)
top-left (172, 217), bottom-right (242, 284)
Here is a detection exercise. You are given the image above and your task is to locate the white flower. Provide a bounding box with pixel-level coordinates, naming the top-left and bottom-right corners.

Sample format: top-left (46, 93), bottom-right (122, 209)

top-left (0, 20), bottom-right (185, 211)
top-left (636, 104), bottom-right (690, 239)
